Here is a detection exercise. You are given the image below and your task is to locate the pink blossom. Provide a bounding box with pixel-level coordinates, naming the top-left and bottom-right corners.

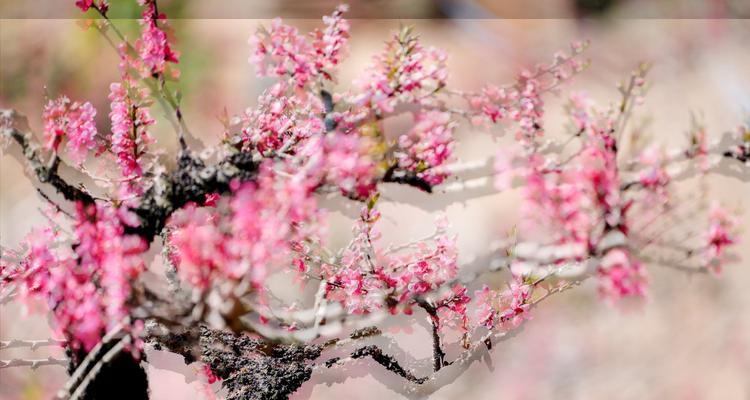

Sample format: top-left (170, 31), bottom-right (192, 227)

top-left (203, 364), bottom-right (221, 384)
top-left (354, 29), bottom-right (448, 114)
top-left (522, 155), bottom-right (592, 252)
top-left (473, 285), bottom-right (497, 329)
top-left (466, 75), bottom-right (545, 143)
top-left (135, 0), bottom-right (179, 76)
top-left (108, 82), bottom-right (155, 180)
top-left (465, 44), bottom-right (586, 140)
top-left (310, 5), bottom-right (351, 80)
top-left (0, 227), bottom-right (58, 302)
top-left (322, 206), bottom-right (459, 315)
top-left (250, 6), bottom-right (349, 88)
top-left (321, 133), bottom-right (378, 198)
top-left (75, 0), bottom-right (94, 12)
top-left (597, 248), bottom-right (646, 300)
top-left (396, 111), bottom-right (455, 186)
top-left (436, 284), bottom-right (471, 333)
top-left (168, 163), bottom-right (322, 289)
top-left (567, 91), bottom-right (593, 132)
top-left (167, 204), bottom-right (224, 289)
top-left (498, 278), bottom-right (532, 328)
top-left (2, 201), bottom-right (146, 351)
top-left (42, 96), bottom-right (99, 165)
top-left (703, 203), bottom-right (737, 274)
top-left (73, 202), bottom-right (147, 338)
top-left (579, 138), bottom-right (623, 228)
top-left (637, 146), bottom-right (670, 201)
top-left (240, 82), bottom-right (324, 155)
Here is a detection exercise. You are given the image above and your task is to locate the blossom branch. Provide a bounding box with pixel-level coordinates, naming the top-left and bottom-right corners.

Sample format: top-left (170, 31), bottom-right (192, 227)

top-left (0, 357), bottom-right (68, 370)
top-left (1, 110), bottom-right (95, 204)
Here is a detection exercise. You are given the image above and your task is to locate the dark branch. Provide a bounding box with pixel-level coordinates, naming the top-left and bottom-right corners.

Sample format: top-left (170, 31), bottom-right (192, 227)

top-left (347, 345), bottom-right (427, 384)
top-left (126, 150), bottom-right (258, 240)
top-left (383, 165), bottom-right (433, 193)
top-left (723, 149), bottom-right (749, 164)
top-left (1, 110), bottom-right (94, 204)
top-left (416, 299), bottom-right (447, 372)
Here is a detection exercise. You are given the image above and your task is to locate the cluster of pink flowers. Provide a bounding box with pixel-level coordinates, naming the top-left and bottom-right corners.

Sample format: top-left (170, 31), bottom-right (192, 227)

top-left (519, 95), bottom-right (656, 300)
top-left (498, 278), bottom-right (533, 328)
top-left (637, 147), bottom-right (671, 201)
top-left (1, 226), bottom-right (60, 307)
top-left (168, 163), bottom-right (321, 289)
top-left (251, 5), bottom-right (350, 88)
top-left (73, 202), bottom-right (147, 339)
top-left (319, 133), bottom-right (379, 198)
top-left (597, 248), bottom-right (647, 299)
top-left (466, 77), bottom-right (544, 143)
top-left (396, 111), bottom-right (455, 186)
top-left (321, 207), bottom-right (459, 315)
top-left (473, 276), bottom-right (533, 331)
top-left (74, 0), bottom-right (107, 13)
top-left (578, 133), bottom-right (624, 223)
top-left (522, 155), bottom-right (592, 254)
top-left (165, 204), bottom-right (223, 289)
top-left (473, 285), bottom-right (498, 329)
top-left (136, 0), bottom-right (180, 77)
top-left (310, 5), bottom-right (351, 80)
top-left (435, 283), bottom-right (471, 333)
top-left (466, 43), bottom-right (586, 142)
top-left (239, 82), bottom-right (325, 155)
top-left (108, 82), bottom-right (155, 180)
top-left (703, 203), bottom-right (737, 274)
top-left (353, 28), bottom-right (448, 114)
top-left (42, 96), bottom-right (99, 165)
top-left (1, 202), bottom-right (146, 351)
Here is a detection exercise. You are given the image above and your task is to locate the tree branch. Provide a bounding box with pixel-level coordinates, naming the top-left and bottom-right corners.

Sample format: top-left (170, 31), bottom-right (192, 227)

top-left (416, 299), bottom-right (447, 372)
top-left (325, 345), bottom-right (428, 384)
top-left (1, 110), bottom-right (94, 204)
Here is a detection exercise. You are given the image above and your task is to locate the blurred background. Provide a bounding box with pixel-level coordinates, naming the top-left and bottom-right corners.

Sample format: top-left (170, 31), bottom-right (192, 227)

top-left (2, 0), bottom-right (750, 399)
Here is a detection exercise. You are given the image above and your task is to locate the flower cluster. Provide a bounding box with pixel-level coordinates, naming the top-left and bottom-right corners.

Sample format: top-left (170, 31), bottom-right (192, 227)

top-left (597, 248), bottom-right (647, 300)
top-left (73, 202), bottom-right (147, 337)
top-left (239, 82), bottom-right (325, 155)
top-left (42, 96), bottom-right (99, 165)
top-left (473, 276), bottom-right (533, 330)
top-left (74, 0), bottom-right (107, 13)
top-left (466, 43), bottom-right (587, 142)
top-left (473, 285), bottom-right (498, 329)
top-left (108, 82), bottom-right (155, 181)
top-left (251, 5), bottom-right (350, 88)
top-left (320, 133), bottom-right (379, 198)
top-left (1, 202), bottom-right (146, 351)
top-left (353, 27), bottom-right (448, 115)
top-left (136, 0), bottom-right (180, 77)
top-left (395, 111), bottom-right (455, 186)
top-left (322, 207), bottom-right (459, 315)
top-left (522, 154), bottom-right (592, 253)
top-left (167, 163), bottom-right (321, 289)
top-left (1, 226), bottom-right (59, 305)
top-left (435, 283), bottom-right (471, 333)
top-left (703, 203), bottom-right (737, 274)
top-left (311, 5), bottom-right (351, 80)
top-left (636, 146), bottom-right (671, 202)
